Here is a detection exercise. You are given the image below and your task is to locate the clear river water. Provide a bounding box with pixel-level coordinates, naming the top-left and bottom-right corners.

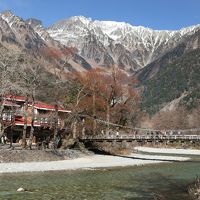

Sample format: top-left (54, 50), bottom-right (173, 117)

top-left (0, 157), bottom-right (200, 200)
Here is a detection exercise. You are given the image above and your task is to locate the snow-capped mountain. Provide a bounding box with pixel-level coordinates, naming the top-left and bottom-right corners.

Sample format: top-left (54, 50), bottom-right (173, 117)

top-left (0, 11), bottom-right (200, 113)
top-left (138, 28), bottom-right (200, 113)
top-left (0, 11), bottom-right (199, 74)
top-left (48, 16), bottom-right (200, 72)
top-left (0, 10), bottom-right (46, 51)
top-left (0, 11), bottom-right (92, 73)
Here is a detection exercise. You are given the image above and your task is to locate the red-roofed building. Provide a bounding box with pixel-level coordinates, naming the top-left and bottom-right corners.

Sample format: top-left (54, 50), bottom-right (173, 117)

top-left (4, 95), bottom-right (26, 102)
top-left (0, 95), bottom-right (71, 144)
top-left (1, 100), bottom-right (20, 107)
top-left (33, 101), bottom-right (71, 113)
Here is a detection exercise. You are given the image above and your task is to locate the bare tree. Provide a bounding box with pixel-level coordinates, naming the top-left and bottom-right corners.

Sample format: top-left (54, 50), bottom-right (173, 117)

top-left (50, 64), bottom-right (70, 148)
top-left (18, 64), bottom-right (41, 148)
top-left (0, 51), bottom-right (23, 145)
top-left (151, 106), bottom-right (189, 130)
top-left (64, 68), bottom-right (140, 137)
top-left (188, 107), bottom-right (200, 129)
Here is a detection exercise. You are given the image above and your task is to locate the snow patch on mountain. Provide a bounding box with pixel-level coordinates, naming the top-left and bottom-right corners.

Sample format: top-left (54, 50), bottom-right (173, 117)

top-left (47, 16), bottom-right (200, 71)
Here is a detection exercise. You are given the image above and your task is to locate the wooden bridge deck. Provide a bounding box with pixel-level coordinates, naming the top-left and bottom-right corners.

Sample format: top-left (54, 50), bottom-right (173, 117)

top-left (81, 135), bottom-right (200, 142)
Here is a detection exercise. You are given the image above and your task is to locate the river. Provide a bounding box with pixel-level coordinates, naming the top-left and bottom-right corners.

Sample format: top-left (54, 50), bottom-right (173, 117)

top-left (0, 157), bottom-right (199, 200)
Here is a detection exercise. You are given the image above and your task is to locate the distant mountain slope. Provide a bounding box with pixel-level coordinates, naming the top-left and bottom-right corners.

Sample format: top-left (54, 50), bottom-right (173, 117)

top-left (0, 11), bottom-right (91, 73)
top-left (0, 11), bottom-right (199, 74)
top-left (48, 16), bottom-right (200, 72)
top-left (0, 11), bottom-right (200, 115)
top-left (139, 29), bottom-right (200, 114)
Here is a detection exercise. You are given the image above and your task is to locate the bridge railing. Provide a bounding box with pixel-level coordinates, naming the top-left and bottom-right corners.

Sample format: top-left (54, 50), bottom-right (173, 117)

top-left (82, 134), bottom-right (200, 140)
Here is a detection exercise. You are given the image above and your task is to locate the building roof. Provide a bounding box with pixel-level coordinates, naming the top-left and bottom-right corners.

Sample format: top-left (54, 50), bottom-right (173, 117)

top-left (3, 95), bottom-right (71, 113)
top-left (32, 101), bottom-right (71, 113)
top-left (1, 100), bottom-right (20, 107)
top-left (4, 95), bottom-right (26, 102)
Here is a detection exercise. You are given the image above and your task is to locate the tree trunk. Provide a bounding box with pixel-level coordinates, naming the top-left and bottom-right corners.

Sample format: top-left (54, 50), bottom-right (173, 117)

top-left (72, 119), bottom-right (77, 139)
top-left (0, 123), bottom-right (4, 140)
top-left (81, 119), bottom-right (85, 138)
top-left (0, 125), bottom-right (5, 145)
top-left (53, 103), bottom-right (58, 148)
top-left (29, 96), bottom-right (35, 150)
top-left (106, 102), bottom-right (110, 134)
top-left (10, 112), bottom-right (14, 148)
top-left (92, 92), bottom-right (96, 135)
top-left (0, 103), bottom-right (5, 141)
top-left (9, 126), bottom-right (13, 148)
top-left (22, 95), bottom-right (29, 148)
top-left (10, 96), bottom-right (16, 148)
top-left (29, 126), bottom-right (34, 150)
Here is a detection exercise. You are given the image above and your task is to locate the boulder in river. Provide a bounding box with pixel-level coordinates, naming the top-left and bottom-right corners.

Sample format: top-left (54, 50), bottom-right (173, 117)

top-left (17, 187), bottom-right (25, 192)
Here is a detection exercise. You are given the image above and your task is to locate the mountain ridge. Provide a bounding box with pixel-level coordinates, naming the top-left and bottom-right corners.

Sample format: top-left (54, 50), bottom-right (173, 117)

top-left (47, 16), bottom-right (200, 71)
top-left (0, 11), bottom-right (92, 73)
top-left (139, 28), bottom-right (200, 114)
top-left (0, 11), bottom-right (200, 114)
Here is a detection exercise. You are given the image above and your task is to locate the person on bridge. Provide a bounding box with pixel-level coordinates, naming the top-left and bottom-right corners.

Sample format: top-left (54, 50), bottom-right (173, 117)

top-left (116, 132), bottom-right (119, 138)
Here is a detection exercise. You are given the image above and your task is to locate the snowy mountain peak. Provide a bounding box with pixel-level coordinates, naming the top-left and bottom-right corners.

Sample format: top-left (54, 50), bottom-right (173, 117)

top-left (0, 10), bottom-right (22, 27)
top-left (47, 16), bottom-right (200, 71)
top-left (70, 16), bottom-right (92, 25)
top-left (26, 18), bottom-right (42, 28)
top-left (179, 24), bottom-right (200, 35)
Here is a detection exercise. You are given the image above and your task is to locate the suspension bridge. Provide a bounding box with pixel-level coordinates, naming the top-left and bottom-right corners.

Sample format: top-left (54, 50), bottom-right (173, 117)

top-left (80, 118), bottom-right (200, 144)
top-left (81, 134), bottom-right (200, 143)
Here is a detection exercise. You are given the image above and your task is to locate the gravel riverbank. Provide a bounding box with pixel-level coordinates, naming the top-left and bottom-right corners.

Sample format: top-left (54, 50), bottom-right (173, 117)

top-left (0, 149), bottom-right (88, 163)
top-left (0, 153), bottom-right (189, 173)
top-left (134, 147), bottom-right (200, 155)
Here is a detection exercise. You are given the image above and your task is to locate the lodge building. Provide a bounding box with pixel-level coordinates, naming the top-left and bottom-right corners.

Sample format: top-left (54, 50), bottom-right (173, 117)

top-left (0, 95), bottom-right (71, 144)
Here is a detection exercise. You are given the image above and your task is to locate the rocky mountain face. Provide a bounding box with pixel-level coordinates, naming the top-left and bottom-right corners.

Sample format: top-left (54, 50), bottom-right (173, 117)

top-left (48, 16), bottom-right (200, 72)
top-left (0, 11), bottom-right (45, 51)
top-left (138, 29), bottom-right (200, 114)
top-left (0, 11), bottom-right (200, 114)
top-left (0, 11), bottom-right (199, 74)
top-left (0, 11), bottom-right (92, 74)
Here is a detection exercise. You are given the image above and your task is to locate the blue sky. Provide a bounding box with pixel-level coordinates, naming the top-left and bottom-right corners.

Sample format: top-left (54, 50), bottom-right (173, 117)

top-left (0, 0), bottom-right (199, 30)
